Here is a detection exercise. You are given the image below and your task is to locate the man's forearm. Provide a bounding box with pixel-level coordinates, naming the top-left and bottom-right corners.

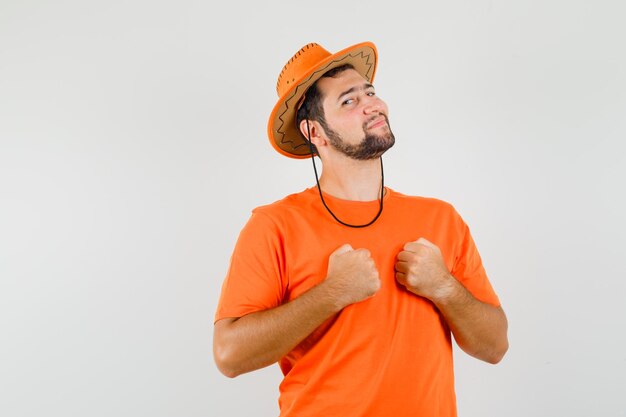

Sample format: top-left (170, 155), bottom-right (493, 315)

top-left (214, 244), bottom-right (382, 378)
top-left (432, 276), bottom-right (509, 364)
top-left (213, 282), bottom-right (342, 378)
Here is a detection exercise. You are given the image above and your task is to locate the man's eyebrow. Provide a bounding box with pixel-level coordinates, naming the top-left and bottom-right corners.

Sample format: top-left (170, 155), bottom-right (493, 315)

top-left (337, 83), bottom-right (375, 102)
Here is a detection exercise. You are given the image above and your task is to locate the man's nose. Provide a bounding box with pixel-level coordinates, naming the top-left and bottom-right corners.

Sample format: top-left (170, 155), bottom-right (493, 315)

top-left (362, 97), bottom-right (382, 114)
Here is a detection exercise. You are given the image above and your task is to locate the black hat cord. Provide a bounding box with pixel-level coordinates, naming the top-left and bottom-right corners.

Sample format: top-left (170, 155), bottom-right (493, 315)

top-left (305, 118), bottom-right (384, 228)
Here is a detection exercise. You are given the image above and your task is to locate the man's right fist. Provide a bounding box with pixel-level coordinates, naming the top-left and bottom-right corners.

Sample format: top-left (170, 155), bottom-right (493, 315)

top-left (324, 244), bottom-right (381, 309)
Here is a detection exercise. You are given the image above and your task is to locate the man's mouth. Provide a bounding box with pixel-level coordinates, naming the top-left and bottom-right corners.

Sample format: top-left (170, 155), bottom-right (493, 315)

top-left (366, 116), bottom-right (387, 130)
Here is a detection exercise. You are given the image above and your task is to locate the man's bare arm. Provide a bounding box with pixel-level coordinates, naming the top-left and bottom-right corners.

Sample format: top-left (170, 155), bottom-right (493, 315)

top-left (429, 279), bottom-right (508, 363)
top-left (395, 238), bottom-right (508, 364)
top-left (213, 244), bottom-right (380, 378)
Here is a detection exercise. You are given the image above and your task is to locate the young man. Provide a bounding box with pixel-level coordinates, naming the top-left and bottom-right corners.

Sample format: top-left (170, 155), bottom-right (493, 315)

top-left (213, 41), bottom-right (508, 417)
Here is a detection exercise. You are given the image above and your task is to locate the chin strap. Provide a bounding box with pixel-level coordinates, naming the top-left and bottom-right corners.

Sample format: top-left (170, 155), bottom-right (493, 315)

top-left (305, 119), bottom-right (384, 228)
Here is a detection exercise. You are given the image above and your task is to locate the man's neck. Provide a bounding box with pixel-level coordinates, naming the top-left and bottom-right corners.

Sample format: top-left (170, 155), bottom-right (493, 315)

top-left (317, 156), bottom-right (382, 202)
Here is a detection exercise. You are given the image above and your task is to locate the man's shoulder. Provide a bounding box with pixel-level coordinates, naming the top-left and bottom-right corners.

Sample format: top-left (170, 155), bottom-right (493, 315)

top-left (250, 188), bottom-right (315, 219)
top-left (389, 188), bottom-right (458, 213)
top-left (388, 189), bottom-right (468, 235)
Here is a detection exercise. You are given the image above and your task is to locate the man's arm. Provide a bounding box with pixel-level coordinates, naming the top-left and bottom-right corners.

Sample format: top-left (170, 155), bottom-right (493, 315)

top-left (213, 244), bottom-right (380, 378)
top-left (395, 238), bottom-right (509, 364)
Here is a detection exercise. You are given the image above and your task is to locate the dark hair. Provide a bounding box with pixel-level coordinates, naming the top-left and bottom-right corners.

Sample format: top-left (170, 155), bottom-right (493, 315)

top-left (295, 63), bottom-right (356, 138)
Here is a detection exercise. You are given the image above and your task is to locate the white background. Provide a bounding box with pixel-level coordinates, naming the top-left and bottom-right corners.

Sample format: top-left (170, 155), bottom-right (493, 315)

top-left (1, 1), bottom-right (625, 416)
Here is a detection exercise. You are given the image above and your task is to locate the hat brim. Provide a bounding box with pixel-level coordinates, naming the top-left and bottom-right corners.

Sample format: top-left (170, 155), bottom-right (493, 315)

top-left (268, 42), bottom-right (378, 159)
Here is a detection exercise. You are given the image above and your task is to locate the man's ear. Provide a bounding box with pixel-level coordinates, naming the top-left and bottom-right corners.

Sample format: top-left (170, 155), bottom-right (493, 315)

top-left (298, 119), bottom-right (327, 149)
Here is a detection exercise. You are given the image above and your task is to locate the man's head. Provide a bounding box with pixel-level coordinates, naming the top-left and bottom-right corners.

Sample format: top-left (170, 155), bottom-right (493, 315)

top-left (268, 42), bottom-right (378, 159)
top-left (296, 65), bottom-right (395, 161)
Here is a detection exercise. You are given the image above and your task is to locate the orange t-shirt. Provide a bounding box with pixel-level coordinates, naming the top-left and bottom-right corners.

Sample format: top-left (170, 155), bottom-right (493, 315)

top-left (215, 187), bottom-right (500, 417)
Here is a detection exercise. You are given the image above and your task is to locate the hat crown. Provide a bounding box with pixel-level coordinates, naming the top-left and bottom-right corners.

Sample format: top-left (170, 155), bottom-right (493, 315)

top-left (276, 43), bottom-right (331, 97)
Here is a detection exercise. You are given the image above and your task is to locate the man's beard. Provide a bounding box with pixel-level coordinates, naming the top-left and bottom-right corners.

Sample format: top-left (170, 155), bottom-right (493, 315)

top-left (324, 115), bottom-right (396, 160)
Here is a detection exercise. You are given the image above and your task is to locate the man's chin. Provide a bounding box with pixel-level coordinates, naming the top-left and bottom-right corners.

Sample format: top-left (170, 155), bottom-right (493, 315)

top-left (355, 137), bottom-right (395, 160)
top-left (371, 141), bottom-right (395, 159)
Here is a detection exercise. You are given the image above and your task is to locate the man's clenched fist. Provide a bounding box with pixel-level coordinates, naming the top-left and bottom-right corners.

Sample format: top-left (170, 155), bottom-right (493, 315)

top-left (324, 244), bottom-right (381, 309)
top-left (395, 238), bottom-right (455, 301)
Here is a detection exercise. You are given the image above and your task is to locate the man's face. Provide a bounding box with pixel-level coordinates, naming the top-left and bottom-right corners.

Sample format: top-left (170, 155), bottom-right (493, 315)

top-left (316, 69), bottom-right (395, 160)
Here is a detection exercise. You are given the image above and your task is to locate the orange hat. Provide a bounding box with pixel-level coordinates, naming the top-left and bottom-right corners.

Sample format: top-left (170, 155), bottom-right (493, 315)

top-left (267, 42), bottom-right (378, 159)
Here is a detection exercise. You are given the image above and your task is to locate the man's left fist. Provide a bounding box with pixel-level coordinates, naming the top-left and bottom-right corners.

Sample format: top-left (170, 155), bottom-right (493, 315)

top-left (395, 237), bottom-right (454, 301)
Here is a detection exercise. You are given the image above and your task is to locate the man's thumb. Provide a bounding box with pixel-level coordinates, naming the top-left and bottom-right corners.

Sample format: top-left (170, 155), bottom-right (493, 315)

top-left (332, 243), bottom-right (354, 255)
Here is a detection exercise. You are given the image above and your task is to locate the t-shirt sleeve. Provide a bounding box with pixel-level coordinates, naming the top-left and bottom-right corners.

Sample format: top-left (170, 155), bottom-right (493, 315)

top-left (450, 212), bottom-right (501, 307)
top-left (214, 210), bottom-right (287, 322)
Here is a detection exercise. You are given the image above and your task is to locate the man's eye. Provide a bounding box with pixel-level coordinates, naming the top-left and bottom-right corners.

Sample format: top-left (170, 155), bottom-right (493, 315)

top-left (342, 98), bottom-right (354, 105)
top-left (367, 91), bottom-right (376, 96)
